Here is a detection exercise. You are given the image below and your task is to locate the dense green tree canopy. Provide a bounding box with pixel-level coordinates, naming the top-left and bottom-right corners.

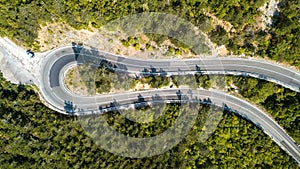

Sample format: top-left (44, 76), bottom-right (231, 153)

top-left (1, 0), bottom-right (300, 167)
top-left (0, 72), bottom-right (299, 167)
top-left (1, 0), bottom-right (299, 67)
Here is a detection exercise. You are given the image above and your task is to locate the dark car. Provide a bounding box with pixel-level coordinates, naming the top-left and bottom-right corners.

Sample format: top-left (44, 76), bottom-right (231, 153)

top-left (26, 49), bottom-right (34, 58)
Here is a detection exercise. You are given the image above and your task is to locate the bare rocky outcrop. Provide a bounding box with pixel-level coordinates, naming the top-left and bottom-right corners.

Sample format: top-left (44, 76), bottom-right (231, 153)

top-left (259, 0), bottom-right (280, 30)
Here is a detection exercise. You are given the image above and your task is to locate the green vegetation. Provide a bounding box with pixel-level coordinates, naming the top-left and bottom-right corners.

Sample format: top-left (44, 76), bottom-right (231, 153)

top-left (141, 75), bottom-right (171, 89)
top-left (266, 0), bottom-right (299, 66)
top-left (1, 0), bottom-right (300, 167)
top-left (71, 62), bottom-right (300, 144)
top-left (1, 0), bottom-right (299, 67)
top-left (121, 34), bottom-right (189, 56)
top-left (75, 65), bottom-right (138, 94)
top-left (228, 76), bottom-right (300, 143)
top-left (111, 73), bottom-right (300, 143)
top-left (138, 74), bottom-right (222, 90)
top-left (209, 0), bottom-right (300, 67)
top-left (147, 74), bottom-right (300, 143)
top-left (0, 71), bottom-right (299, 167)
top-left (103, 103), bottom-right (183, 138)
top-left (94, 67), bottom-right (138, 94)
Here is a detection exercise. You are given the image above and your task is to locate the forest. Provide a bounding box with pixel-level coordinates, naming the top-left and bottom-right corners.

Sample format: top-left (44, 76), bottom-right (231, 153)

top-left (0, 0), bottom-right (299, 67)
top-left (0, 71), bottom-right (299, 167)
top-left (88, 63), bottom-right (300, 143)
top-left (1, 0), bottom-right (300, 168)
top-left (90, 67), bottom-right (300, 144)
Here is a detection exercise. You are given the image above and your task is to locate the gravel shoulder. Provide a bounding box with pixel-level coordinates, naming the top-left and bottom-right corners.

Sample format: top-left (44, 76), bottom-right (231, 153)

top-left (0, 38), bottom-right (46, 85)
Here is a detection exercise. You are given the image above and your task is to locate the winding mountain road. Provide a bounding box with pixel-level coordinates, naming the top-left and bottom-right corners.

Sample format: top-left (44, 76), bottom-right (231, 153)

top-left (39, 46), bottom-right (300, 164)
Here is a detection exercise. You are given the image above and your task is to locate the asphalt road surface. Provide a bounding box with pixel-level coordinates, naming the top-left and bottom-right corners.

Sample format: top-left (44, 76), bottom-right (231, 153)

top-left (39, 46), bottom-right (300, 164)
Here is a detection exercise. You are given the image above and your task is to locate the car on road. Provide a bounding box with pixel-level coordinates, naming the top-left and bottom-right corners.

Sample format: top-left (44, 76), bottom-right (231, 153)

top-left (26, 49), bottom-right (34, 58)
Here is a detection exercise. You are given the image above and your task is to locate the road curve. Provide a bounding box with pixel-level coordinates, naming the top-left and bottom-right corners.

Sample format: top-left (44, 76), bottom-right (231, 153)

top-left (39, 46), bottom-right (300, 164)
